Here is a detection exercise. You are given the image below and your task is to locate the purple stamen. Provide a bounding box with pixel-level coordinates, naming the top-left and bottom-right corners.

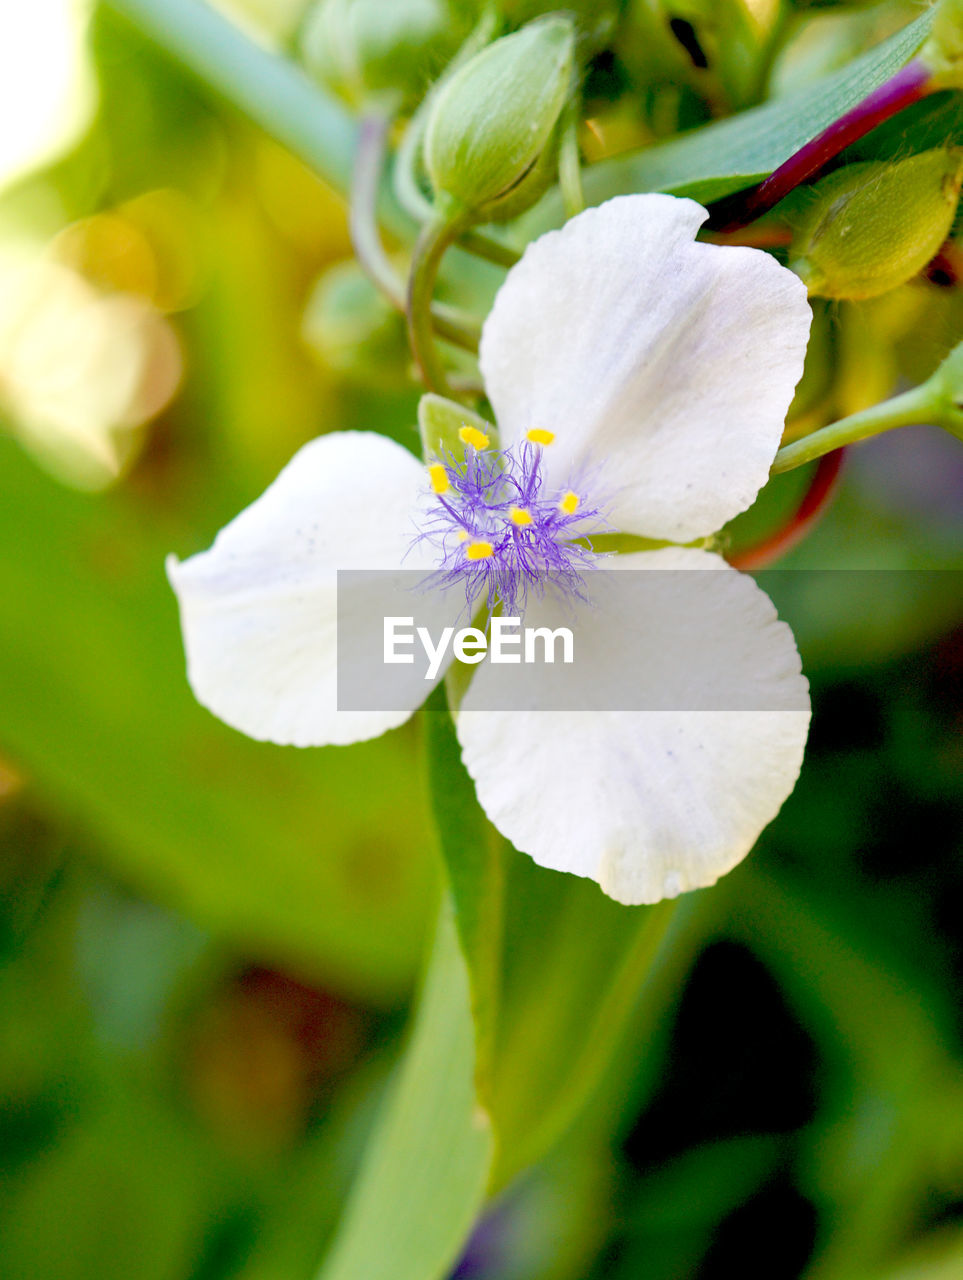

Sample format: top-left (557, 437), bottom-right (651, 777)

top-left (414, 442), bottom-right (605, 616)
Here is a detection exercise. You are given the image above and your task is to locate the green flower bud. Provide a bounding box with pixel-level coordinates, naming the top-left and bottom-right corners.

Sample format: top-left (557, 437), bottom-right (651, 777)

top-left (424, 17), bottom-right (575, 218)
top-left (920, 0), bottom-right (963, 89)
top-left (790, 149), bottom-right (963, 300)
top-left (500, 0), bottom-right (621, 55)
top-left (300, 0), bottom-right (467, 109)
top-left (302, 262), bottom-right (409, 387)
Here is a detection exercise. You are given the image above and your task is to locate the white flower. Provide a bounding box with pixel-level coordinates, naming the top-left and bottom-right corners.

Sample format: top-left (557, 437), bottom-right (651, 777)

top-left (168, 194), bottom-right (813, 905)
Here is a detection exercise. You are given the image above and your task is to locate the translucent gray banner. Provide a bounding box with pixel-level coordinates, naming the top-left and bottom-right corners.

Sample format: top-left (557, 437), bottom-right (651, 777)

top-left (335, 569), bottom-right (962, 712)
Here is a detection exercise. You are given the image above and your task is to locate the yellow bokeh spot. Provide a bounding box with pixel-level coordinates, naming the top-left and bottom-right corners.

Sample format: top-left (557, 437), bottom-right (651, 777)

top-left (459, 424), bottom-right (490, 450)
top-left (428, 463), bottom-right (449, 494)
top-left (526, 428), bottom-right (555, 446)
top-left (559, 491), bottom-right (580, 515)
top-left (466, 540), bottom-right (494, 560)
top-left (510, 506), bottom-right (533, 527)
top-left (457, 530), bottom-right (469, 543)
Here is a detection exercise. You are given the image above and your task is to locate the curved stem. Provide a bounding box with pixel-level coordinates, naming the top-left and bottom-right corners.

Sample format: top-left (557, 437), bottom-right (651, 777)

top-left (395, 113), bottom-right (521, 269)
top-left (729, 450), bottom-right (845, 569)
top-left (352, 114), bottom-right (408, 309)
top-left (407, 208), bottom-right (469, 397)
top-left (460, 228), bottom-right (522, 270)
top-left (393, 109), bottom-right (436, 224)
top-left (771, 383), bottom-right (936, 473)
top-left (353, 114), bottom-right (481, 355)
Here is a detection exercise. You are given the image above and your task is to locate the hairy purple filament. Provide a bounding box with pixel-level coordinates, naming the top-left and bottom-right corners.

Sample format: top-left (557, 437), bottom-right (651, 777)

top-left (416, 442), bottom-right (604, 616)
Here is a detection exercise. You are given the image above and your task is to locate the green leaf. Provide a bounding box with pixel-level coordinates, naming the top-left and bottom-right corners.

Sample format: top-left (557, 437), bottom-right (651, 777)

top-left (424, 691), bottom-right (504, 1098)
top-left (489, 854), bottom-right (700, 1190)
top-left (316, 896), bottom-right (493, 1280)
top-left (578, 10), bottom-right (934, 208)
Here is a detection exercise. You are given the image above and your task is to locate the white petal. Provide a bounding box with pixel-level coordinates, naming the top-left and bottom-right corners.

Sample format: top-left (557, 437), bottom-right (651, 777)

top-left (479, 194), bottom-right (811, 542)
top-left (456, 548), bottom-right (810, 904)
top-left (169, 431), bottom-right (440, 748)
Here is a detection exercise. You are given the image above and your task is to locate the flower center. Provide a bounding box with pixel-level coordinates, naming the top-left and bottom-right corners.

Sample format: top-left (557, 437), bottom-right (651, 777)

top-left (416, 429), bottom-right (603, 615)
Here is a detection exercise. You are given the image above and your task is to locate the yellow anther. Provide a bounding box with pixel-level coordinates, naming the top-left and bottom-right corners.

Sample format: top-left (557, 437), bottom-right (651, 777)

top-left (559, 490), bottom-right (580, 515)
top-left (510, 506), bottom-right (533, 527)
top-left (466, 540), bottom-right (494, 560)
top-left (526, 428), bottom-right (555, 446)
top-left (428, 463), bottom-right (450, 495)
top-left (459, 424), bottom-right (490, 450)
top-left (456, 530), bottom-right (470, 543)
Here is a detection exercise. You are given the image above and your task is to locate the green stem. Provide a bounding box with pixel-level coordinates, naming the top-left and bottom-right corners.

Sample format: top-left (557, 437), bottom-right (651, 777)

top-left (423, 686), bottom-right (505, 1103)
top-left (491, 893), bottom-right (690, 1191)
top-left (353, 114), bottom-right (481, 354)
top-left (527, 897), bottom-right (677, 1146)
top-left (395, 117), bottom-right (521, 269)
top-left (407, 206), bottom-right (469, 397)
top-left (103, 0), bottom-right (358, 200)
top-left (352, 114), bottom-right (408, 308)
top-left (771, 383), bottom-right (937, 473)
top-left (558, 103), bottom-right (585, 219)
top-left (105, 0), bottom-right (517, 282)
top-left (393, 109), bottom-right (436, 222)
top-left (461, 228), bottom-right (523, 270)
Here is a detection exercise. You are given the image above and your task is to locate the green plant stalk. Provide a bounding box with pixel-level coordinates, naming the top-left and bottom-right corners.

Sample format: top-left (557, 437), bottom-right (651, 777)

top-left (771, 383), bottom-right (940, 473)
top-left (395, 111), bottom-right (521, 269)
top-left (407, 205), bottom-right (470, 396)
top-left (353, 114), bottom-right (481, 353)
top-left (352, 114), bottom-right (411, 307)
top-left (558, 103), bottom-right (585, 219)
top-left (107, 0), bottom-right (517, 281)
top-left (491, 894), bottom-right (681, 1191)
top-left (316, 892), bottom-right (493, 1280)
top-left (104, 0), bottom-right (359, 198)
top-left (423, 686), bottom-right (505, 1101)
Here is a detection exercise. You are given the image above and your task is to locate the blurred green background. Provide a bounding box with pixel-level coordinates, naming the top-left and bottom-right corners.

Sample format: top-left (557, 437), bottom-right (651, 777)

top-left (1, 3), bottom-right (962, 1278)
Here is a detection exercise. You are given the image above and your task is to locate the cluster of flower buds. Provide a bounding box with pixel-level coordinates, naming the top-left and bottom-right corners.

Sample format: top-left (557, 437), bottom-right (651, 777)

top-left (301, 0), bottom-right (577, 220)
top-left (298, 0), bottom-right (963, 356)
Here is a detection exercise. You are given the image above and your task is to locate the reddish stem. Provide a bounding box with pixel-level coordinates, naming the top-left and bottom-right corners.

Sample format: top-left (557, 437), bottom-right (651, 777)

top-left (728, 449), bottom-right (846, 570)
top-left (709, 59), bottom-right (933, 231)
